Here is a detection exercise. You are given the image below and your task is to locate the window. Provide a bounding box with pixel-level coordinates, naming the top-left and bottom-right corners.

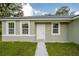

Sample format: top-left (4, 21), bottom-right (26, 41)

top-left (8, 22), bottom-right (15, 35)
top-left (51, 23), bottom-right (60, 35)
top-left (20, 21), bottom-right (30, 35)
top-left (22, 23), bottom-right (28, 34)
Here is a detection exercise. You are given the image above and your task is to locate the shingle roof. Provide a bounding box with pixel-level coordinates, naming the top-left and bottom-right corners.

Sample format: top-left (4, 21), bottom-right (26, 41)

top-left (1, 15), bottom-right (74, 19)
top-left (1, 15), bottom-right (79, 21)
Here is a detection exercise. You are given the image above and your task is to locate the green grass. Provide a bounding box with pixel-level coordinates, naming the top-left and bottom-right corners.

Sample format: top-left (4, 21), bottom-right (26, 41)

top-left (0, 23), bottom-right (79, 56)
top-left (46, 43), bottom-right (79, 56)
top-left (0, 42), bottom-right (37, 56)
top-left (0, 24), bottom-right (37, 56)
top-left (0, 37), bottom-right (37, 56)
top-left (0, 34), bottom-right (37, 56)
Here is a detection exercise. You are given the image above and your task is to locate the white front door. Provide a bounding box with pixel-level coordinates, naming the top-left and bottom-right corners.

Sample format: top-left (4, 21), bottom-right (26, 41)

top-left (36, 24), bottom-right (45, 40)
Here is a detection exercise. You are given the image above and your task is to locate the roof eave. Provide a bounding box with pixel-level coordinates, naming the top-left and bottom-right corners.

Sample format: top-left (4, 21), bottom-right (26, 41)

top-left (0, 17), bottom-right (72, 21)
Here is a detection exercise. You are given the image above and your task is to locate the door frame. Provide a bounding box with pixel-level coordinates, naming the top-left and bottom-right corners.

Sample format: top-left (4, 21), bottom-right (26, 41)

top-left (36, 24), bottom-right (45, 40)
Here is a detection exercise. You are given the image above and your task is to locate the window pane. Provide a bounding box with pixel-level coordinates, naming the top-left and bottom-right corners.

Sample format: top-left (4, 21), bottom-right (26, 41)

top-left (53, 24), bottom-right (58, 28)
top-left (8, 22), bottom-right (15, 34)
top-left (53, 23), bottom-right (59, 34)
top-left (22, 29), bottom-right (28, 34)
top-left (22, 24), bottom-right (28, 28)
top-left (53, 29), bottom-right (58, 33)
top-left (9, 22), bottom-right (14, 28)
top-left (9, 29), bottom-right (14, 34)
top-left (22, 23), bottom-right (28, 34)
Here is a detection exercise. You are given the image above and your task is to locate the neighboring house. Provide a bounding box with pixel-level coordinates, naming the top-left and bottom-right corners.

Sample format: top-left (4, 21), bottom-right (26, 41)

top-left (1, 15), bottom-right (79, 44)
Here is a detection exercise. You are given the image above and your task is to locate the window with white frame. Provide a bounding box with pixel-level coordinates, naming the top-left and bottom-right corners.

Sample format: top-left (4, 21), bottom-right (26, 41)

top-left (51, 23), bottom-right (60, 35)
top-left (22, 23), bottom-right (29, 34)
top-left (8, 22), bottom-right (15, 35)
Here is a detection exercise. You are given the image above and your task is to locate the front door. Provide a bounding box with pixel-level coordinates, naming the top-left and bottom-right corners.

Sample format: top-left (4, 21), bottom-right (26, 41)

top-left (36, 24), bottom-right (45, 40)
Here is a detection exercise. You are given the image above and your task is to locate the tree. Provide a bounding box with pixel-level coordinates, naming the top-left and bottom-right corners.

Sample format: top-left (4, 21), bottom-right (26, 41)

top-left (0, 3), bottom-right (23, 18)
top-left (56, 6), bottom-right (70, 15)
top-left (0, 3), bottom-right (23, 35)
top-left (70, 11), bottom-right (76, 15)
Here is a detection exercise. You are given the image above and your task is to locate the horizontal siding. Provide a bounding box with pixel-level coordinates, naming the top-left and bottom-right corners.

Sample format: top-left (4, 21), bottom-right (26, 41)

top-left (2, 36), bottom-right (36, 42)
top-left (2, 21), bottom-right (6, 35)
top-left (2, 20), bottom-right (69, 42)
top-left (16, 21), bottom-right (20, 35)
top-left (68, 19), bottom-right (79, 44)
top-left (45, 23), bottom-right (69, 42)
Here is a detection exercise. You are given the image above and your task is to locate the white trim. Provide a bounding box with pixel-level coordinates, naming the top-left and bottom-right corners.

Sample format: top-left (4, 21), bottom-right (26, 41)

top-left (20, 21), bottom-right (22, 35)
top-left (27, 21), bottom-right (30, 35)
top-left (51, 23), bottom-right (60, 35)
top-left (44, 24), bottom-right (45, 40)
top-left (6, 21), bottom-right (16, 36)
top-left (2, 34), bottom-right (35, 36)
top-left (1, 18), bottom-right (72, 21)
top-left (20, 21), bottom-right (30, 36)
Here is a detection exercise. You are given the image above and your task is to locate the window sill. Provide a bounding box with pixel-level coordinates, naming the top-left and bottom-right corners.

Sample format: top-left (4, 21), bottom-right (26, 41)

top-left (51, 33), bottom-right (60, 35)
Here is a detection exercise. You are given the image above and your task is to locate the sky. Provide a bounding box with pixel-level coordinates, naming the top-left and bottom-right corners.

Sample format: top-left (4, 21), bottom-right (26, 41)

top-left (22, 3), bottom-right (79, 16)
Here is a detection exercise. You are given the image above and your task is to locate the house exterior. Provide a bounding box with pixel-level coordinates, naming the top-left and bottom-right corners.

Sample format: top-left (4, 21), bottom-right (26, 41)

top-left (1, 15), bottom-right (79, 44)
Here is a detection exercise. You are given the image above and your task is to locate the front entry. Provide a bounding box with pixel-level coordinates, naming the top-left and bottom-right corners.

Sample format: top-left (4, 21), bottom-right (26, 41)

top-left (36, 24), bottom-right (45, 40)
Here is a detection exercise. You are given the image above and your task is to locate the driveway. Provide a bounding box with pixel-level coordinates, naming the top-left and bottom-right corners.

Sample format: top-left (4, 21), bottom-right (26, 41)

top-left (35, 41), bottom-right (48, 56)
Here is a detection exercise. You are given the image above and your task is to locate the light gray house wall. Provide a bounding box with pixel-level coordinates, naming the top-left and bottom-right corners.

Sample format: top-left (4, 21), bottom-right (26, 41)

top-left (2, 21), bottom-right (6, 35)
top-left (2, 20), bottom-right (36, 42)
top-left (68, 19), bottom-right (79, 44)
top-left (2, 20), bottom-right (70, 42)
top-left (45, 23), bottom-right (69, 42)
top-left (2, 16), bottom-right (79, 43)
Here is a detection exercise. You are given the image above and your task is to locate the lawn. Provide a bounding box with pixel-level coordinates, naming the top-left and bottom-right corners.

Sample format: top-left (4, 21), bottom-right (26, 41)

top-left (0, 35), bottom-right (37, 56)
top-left (0, 42), bottom-right (37, 56)
top-left (46, 43), bottom-right (79, 56)
top-left (0, 23), bottom-right (37, 56)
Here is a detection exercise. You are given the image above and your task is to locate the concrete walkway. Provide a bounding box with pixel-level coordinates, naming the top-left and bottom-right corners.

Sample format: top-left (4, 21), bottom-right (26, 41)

top-left (35, 41), bottom-right (48, 56)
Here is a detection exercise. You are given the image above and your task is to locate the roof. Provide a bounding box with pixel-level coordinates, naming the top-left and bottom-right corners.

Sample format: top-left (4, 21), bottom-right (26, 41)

top-left (1, 15), bottom-right (73, 19)
top-left (0, 15), bottom-right (79, 21)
